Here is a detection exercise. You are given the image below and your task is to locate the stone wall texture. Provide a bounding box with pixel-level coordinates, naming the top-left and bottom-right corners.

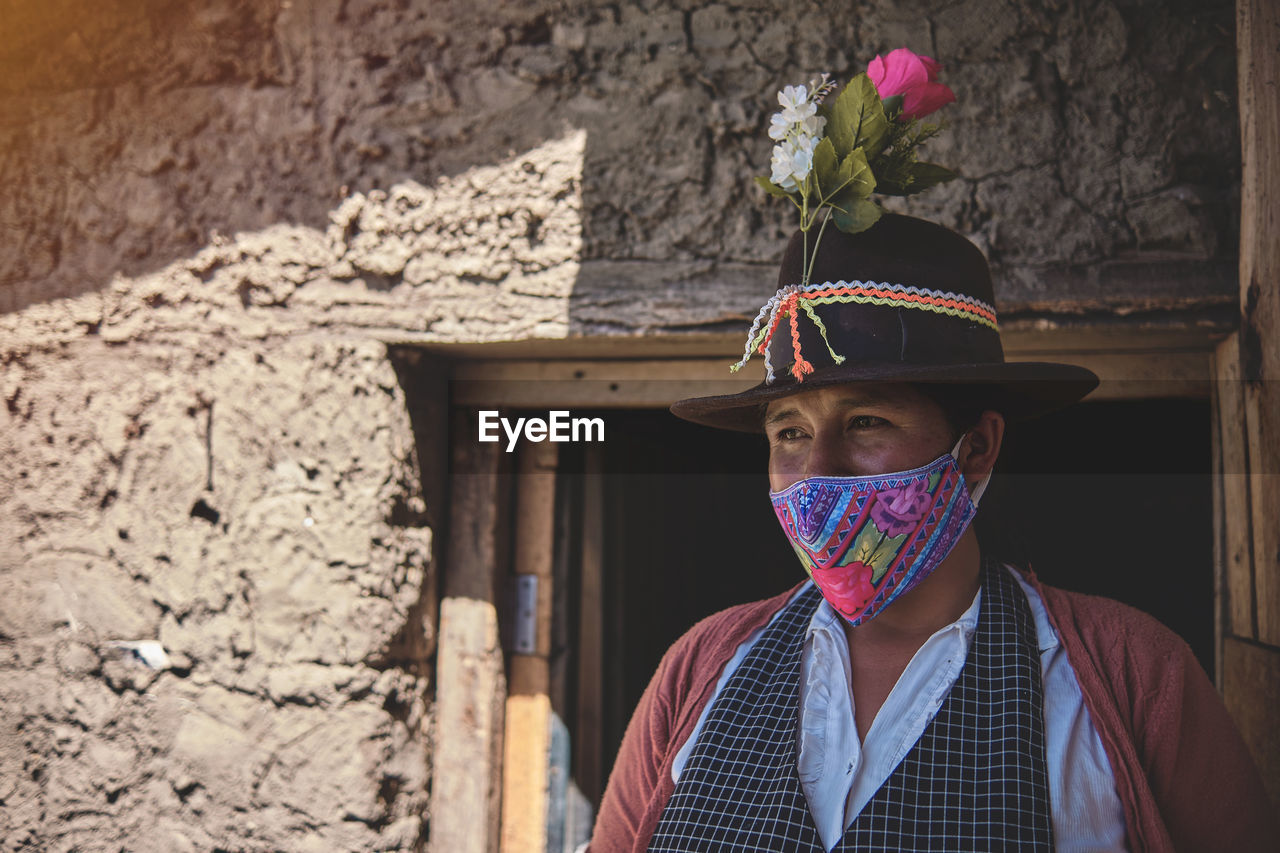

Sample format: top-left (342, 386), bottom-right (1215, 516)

top-left (0, 0), bottom-right (1239, 850)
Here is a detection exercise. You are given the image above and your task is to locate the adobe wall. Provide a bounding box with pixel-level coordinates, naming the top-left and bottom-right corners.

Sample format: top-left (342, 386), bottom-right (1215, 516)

top-left (0, 0), bottom-right (1238, 849)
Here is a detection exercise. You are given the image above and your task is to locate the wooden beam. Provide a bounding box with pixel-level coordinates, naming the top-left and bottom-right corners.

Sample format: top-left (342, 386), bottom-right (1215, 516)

top-left (400, 323), bottom-right (1226, 364)
top-left (1223, 637), bottom-right (1280, 803)
top-left (501, 442), bottom-right (559, 853)
top-left (431, 417), bottom-right (510, 853)
top-left (575, 447), bottom-right (606, 804)
top-left (1211, 350), bottom-right (1228, 687)
top-left (449, 349), bottom-right (1211, 409)
top-left (1228, 0), bottom-right (1280, 797)
top-left (1238, 0), bottom-right (1280, 647)
top-left (1215, 334), bottom-right (1258, 640)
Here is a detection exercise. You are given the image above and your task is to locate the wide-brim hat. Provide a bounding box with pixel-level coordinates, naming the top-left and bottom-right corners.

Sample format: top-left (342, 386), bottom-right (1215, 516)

top-left (671, 214), bottom-right (1099, 432)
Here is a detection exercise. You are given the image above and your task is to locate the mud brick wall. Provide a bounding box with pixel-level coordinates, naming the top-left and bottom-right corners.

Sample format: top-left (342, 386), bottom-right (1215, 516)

top-left (0, 0), bottom-right (1238, 849)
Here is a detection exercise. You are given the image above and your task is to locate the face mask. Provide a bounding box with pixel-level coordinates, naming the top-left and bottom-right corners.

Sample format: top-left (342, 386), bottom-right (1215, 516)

top-left (769, 439), bottom-right (989, 626)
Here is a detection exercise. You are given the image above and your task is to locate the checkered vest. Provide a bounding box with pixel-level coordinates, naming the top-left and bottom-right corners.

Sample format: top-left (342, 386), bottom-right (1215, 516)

top-left (649, 561), bottom-right (1053, 851)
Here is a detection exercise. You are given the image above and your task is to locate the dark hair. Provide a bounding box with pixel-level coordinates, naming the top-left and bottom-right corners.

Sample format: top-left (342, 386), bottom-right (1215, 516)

top-left (913, 383), bottom-right (997, 440)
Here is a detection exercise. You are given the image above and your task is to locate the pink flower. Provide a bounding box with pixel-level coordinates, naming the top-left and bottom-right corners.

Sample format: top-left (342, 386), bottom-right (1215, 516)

top-left (867, 48), bottom-right (956, 121)
top-left (812, 562), bottom-right (877, 619)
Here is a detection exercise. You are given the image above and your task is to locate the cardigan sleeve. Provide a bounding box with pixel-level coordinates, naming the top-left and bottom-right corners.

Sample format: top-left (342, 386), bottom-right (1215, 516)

top-left (588, 636), bottom-right (681, 853)
top-left (588, 586), bottom-right (803, 853)
top-left (1122, 615), bottom-right (1276, 852)
top-left (1038, 582), bottom-right (1277, 852)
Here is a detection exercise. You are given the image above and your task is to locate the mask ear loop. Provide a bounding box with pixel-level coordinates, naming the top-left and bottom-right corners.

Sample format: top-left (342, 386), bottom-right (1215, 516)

top-left (950, 435), bottom-right (993, 507)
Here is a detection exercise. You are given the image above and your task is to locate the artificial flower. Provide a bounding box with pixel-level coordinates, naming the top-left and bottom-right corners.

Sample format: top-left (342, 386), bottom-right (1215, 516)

top-left (768, 112), bottom-right (792, 140)
top-left (770, 135), bottom-right (817, 192)
top-left (867, 48), bottom-right (956, 120)
top-left (777, 84), bottom-right (818, 124)
top-left (799, 113), bottom-right (827, 137)
top-left (745, 56), bottom-right (958, 382)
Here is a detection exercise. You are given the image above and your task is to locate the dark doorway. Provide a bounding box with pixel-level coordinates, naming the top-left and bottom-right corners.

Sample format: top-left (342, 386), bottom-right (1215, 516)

top-left (579, 396), bottom-right (1213, 797)
top-left (979, 396), bottom-right (1214, 676)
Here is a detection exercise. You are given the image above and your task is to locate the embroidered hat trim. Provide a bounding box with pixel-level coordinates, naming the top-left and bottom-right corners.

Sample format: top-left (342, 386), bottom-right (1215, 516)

top-left (732, 280), bottom-right (1001, 383)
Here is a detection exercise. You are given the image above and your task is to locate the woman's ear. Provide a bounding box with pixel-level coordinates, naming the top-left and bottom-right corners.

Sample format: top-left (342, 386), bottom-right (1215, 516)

top-left (959, 410), bottom-right (1005, 482)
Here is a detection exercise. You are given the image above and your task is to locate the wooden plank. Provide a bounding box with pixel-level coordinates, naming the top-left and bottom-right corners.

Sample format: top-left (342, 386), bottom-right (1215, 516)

top-left (1210, 357), bottom-right (1227, 688)
top-left (575, 447), bottom-right (606, 804)
top-left (548, 468), bottom-right (575, 722)
top-left (514, 442), bottom-right (559, 666)
top-left (450, 351), bottom-right (1210, 409)
top-left (1222, 637), bottom-right (1280, 804)
top-left (1238, 0), bottom-right (1280, 647)
top-left (431, 425), bottom-right (509, 853)
top-left (501, 442), bottom-right (559, 853)
top-left (1215, 334), bottom-right (1258, 640)
top-left (1227, 0), bottom-right (1280, 797)
top-left (501, 692), bottom-right (553, 853)
top-left (402, 324), bottom-right (1227, 362)
top-left (400, 325), bottom-right (1227, 366)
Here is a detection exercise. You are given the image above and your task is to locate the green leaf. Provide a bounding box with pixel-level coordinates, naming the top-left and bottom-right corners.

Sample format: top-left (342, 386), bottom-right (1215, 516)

top-left (880, 94), bottom-right (904, 121)
top-left (869, 533), bottom-right (907, 584)
top-left (906, 162), bottom-right (960, 193)
top-left (847, 524), bottom-right (883, 568)
top-left (823, 74), bottom-right (891, 161)
top-left (811, 137), bottom-right (840, 203)
top-left (754, 175), bottom-right (792, 198)
top-left (832, 198), bottom-right (883, 235)
top-left (842, 147), bottom-right (876, 198)
top-left (826, 147), bottom-right (877, 214)
top-left (845, 524), bottom-right (907, 580)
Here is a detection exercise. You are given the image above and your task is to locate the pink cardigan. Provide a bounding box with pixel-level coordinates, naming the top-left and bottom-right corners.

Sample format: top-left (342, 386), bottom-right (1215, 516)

top-left (589, 571), bottom-right (1276, 852)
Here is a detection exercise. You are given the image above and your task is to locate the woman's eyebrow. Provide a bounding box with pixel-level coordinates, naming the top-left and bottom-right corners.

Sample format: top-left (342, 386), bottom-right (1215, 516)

top-left (763, 407), bottom-right (800, 427)
top-left (764, 394), bottom-right (908, 427)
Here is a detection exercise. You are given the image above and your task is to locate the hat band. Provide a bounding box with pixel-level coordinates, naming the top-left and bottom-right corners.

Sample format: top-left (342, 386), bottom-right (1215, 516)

top-left (732, 280), bottom-right (1000, 384)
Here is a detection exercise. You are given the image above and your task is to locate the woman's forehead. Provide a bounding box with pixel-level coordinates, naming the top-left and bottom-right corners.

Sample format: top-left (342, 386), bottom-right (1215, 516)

top-left (763, 382), bottom-right (937, 419)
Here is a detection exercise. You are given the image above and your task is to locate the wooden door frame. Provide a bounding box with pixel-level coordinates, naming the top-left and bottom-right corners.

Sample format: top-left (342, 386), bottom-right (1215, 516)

top-left (1222, 0), bottom-right (1280, 804)
top-left (423, 324), bottom-right (1238, 851)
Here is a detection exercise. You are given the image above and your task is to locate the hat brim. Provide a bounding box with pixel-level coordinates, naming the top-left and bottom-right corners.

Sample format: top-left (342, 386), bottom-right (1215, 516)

top-left (670, 361), bottom-right (1100, 433)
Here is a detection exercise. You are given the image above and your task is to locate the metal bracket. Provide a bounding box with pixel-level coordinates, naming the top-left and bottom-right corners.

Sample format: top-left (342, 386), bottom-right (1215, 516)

top-left (513, 574), bottom-right (538, 654)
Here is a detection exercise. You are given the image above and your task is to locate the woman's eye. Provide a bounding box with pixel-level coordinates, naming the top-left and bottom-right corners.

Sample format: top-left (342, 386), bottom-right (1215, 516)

top-left (849, 415), bottom-right (886, 430)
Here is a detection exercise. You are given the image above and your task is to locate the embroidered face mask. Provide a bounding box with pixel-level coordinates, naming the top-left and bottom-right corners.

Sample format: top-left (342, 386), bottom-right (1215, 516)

top-left (769, 440), bottom-right (989, 626)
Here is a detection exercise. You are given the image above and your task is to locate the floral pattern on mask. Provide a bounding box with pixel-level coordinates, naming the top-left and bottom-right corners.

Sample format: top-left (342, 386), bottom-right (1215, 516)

top-left (870, 474), bottom-right (936, 537)
top-left (771, 453), bottom-right (977, 626)
top-left (812, 562), bottom-right (877, 619)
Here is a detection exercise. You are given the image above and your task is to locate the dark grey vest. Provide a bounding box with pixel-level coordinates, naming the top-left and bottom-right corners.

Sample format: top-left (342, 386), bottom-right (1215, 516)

top-left (649, 561), bottom-right (1053, 851)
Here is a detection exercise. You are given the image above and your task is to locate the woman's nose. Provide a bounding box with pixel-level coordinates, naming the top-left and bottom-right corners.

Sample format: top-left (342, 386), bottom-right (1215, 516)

top-left (803, 431), bottom-right (856, 479)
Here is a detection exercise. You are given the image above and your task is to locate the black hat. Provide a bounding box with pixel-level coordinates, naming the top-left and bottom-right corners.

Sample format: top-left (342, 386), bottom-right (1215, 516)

top-left (671, 215), bottom-right (1098, 432)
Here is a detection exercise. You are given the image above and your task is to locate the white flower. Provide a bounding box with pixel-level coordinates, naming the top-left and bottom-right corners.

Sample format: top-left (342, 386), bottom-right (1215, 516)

top-left (766, 77), bottom-right (830, 194)
top-left (768, 111), bottom-right (791, 140)
top-left (800, 113), bottom-right (827, 137)
top-left (791, 135), bottom-right (816, 173)
top-left (771, 136), bottom-right (816, 192)
top-left (771, 146), bottom-right (798, 191)
top-left (778, 84), bottom-right (808, 111)
top-left (778, 84), bottom-right (817, 124)
top-left (771, 107), bottom-right (825, 141)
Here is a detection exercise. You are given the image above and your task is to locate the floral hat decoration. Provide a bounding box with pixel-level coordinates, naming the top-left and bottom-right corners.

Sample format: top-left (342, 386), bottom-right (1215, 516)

top-left (670, 48), bottom-right (1099, 432)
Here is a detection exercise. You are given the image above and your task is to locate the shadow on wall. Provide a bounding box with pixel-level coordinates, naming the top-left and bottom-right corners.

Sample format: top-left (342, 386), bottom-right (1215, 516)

top-left (2, 0), bottom-right (1240, 324)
